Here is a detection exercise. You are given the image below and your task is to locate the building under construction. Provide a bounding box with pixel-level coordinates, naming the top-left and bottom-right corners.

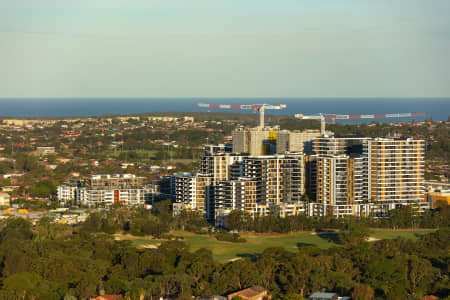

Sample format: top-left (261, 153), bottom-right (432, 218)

top-left (232, 127), bottom-right (328, 156)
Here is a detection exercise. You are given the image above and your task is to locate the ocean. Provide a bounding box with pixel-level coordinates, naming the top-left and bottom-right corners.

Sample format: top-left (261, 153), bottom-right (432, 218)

top-left (0, 98), bottom-right (449, 123)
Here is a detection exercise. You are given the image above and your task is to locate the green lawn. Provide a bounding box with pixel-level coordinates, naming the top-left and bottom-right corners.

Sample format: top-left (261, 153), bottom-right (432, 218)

top-left (186, 232), bottom-right (337, 262)
top-left (370, 228), bottom-right (436, 240)
top-left (120, 229), bottom-right (436, 262)
top-left (120, 231), bottom-right (336, 262)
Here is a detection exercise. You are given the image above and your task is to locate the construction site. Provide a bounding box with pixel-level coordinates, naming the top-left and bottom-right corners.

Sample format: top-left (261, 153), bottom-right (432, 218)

top-left (163, 103), bottom-right (427, 224)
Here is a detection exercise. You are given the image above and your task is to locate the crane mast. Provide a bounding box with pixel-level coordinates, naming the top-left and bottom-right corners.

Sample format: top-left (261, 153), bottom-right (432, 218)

top-left (197, 103), bottom-right (286, 128)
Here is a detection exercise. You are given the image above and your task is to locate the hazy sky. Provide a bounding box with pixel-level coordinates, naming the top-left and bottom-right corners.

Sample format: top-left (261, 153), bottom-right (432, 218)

top-left (1, 0), bottom-right (450, 98)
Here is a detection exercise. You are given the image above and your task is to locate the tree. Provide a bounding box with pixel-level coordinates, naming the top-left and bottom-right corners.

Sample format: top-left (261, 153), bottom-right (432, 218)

top-left (29, 179), bottom-right (57, 198)
top-left (351, 283), bottom-right (375, 300)
top-left (104, 277), bottom-right (129, 294)
top-left (277, 253), bottom-right (314, 296)
top-left (225, 210), bottom-right (252, 231)
top-left (80, 212), bottom-right (104, 233)
top-left (34, 216), bottom-right (54, 241)
top-left (338, 223), bottom-right (370, 247)
top-left (218, 259), bottom-right (260, 292)
top-left (0, 217), bottom-right (34, 242)
top-left (1, 272), bottom-right (59, 300)
top-left (407, 255), bottom-right (434, 295)
top-left (14, 153), bottom-right (38, 172)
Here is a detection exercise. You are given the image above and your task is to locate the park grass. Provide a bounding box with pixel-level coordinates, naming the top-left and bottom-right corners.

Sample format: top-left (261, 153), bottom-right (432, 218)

top-left (118, 231), bottom-right (337, 262)
top-left (170, 231), bottom-right (338, 262)
top-left (370, 228), bottom-right (436, 240)
top-left (118, 228), bottom-right (437, 262)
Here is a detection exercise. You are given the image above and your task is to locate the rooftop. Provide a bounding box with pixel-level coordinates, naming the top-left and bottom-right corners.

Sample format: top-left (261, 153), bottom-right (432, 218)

top-left (309, 292), bottom-right (337, 299)
top-left (229, 286), bottom-right (267, 299)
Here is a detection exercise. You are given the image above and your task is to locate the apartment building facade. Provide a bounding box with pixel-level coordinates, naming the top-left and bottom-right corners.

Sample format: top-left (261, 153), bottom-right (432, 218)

top-left (77, 186), bottom-right (155, 207)
top-left (199, 153), bottom-right (244, 184)
top-left (243, 154), bottom-right (305, 206)
top-left (175, 174), bottom-right (212, 216)
top-left (174, 151), bottom-right (306, 222)
top-left (57, 184), bottom-right (78, 204)
top-left (213, 178), bottom-right (259, 226)
top-left (85, 174), bottom-right (145, 188)
top-left (368, 138), bottom-right (425, 213)
top-left (57, 174), bottom-right (157, 207)
top-left (308, 137), bottom-right (425, 217)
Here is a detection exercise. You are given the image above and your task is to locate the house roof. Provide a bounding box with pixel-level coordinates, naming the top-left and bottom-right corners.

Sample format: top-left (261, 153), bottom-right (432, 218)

top-left (91, 295), bottom-right (123, 300)
top-left (229, 286), bottom-right (267, 299)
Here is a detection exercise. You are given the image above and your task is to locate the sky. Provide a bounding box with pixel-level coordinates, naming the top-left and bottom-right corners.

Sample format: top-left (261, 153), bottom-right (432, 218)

top-left (1, 0), bottom-right (450, 98)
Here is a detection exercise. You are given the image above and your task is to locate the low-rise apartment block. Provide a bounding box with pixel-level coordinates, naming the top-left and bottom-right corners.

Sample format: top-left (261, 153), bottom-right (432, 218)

top-left (85, 174), bottom-right (145, 188)
top-left (57, 174), bottom-right (157, 207)
top-left (77, 186), bottom-right (154, 207)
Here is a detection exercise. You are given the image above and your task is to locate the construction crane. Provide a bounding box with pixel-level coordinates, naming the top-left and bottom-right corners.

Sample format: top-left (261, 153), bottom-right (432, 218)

top-left (294, 112), bottom-right (425, 135)
top-left (197, 103), bottom-right (287, 128)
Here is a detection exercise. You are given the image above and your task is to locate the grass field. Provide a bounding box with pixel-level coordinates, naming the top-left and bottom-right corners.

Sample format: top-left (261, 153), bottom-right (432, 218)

top-left (370, 228), bottom-right (436, 240)
top-left (117, 228), bottom-right (436, 262)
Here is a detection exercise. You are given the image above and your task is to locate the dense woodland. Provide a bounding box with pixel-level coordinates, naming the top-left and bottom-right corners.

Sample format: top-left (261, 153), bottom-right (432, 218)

top-left (0, 214), bottom-right (448, 300)
top-left (0, 202), bottom-right (448, 299)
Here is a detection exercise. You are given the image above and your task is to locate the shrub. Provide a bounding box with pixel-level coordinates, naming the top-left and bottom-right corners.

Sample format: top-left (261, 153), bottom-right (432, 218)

top-left (214, 232), bottom-right (246, 243)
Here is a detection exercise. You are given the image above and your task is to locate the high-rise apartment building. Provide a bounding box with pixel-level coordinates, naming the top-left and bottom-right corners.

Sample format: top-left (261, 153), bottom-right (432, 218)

top-left (368, 138), bottom-right (425, 211)
top-left (174, 150), bottom-right (306, 222)
top-left (243, 154), bottom-right (305, 206)
top-left (214, 178), bottom-right (258, 226)
top-left (199, 154), bottom-right (244, 184)
top-left (175, 174), bottom-right (212, 216)
top-left (314, 137), bottom-right (370, 156)
top-left (172, 129), bottom-right (426, 223)
top-left (309, 154), bottom-right (369, 217)
top-left (308, 137), bottom-right (425, 217)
